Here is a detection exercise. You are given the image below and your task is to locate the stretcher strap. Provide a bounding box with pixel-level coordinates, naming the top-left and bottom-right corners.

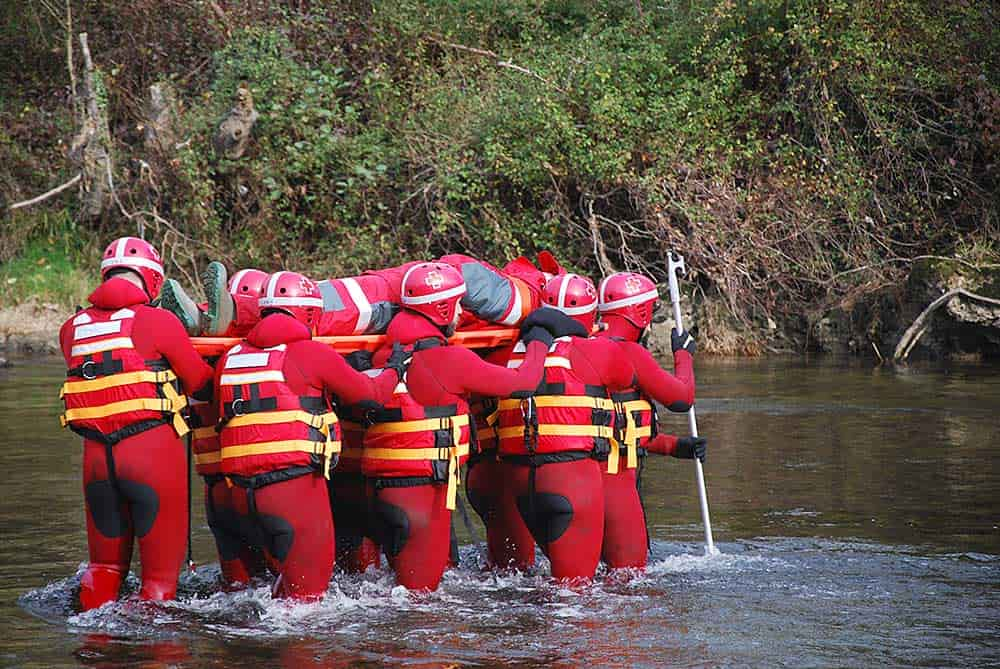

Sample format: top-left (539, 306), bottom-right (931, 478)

top-left (364, 442), bottom-right (471, 510)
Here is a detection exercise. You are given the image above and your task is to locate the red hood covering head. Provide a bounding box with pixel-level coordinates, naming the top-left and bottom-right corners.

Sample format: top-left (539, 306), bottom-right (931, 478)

top-left (246, 313), bottom-right (312, 348)
top-left (88, 277), bottom-right (150, 310)
top-left (385, 310), bottom-right (447, 348)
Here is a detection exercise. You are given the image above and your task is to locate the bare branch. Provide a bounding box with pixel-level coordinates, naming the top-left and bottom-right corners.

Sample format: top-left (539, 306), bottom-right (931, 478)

top-left (8, 174), bottom-right (81, 211)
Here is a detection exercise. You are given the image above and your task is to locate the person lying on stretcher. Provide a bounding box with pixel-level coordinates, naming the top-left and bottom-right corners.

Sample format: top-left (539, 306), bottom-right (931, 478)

top-left (159, 252), bottom-right (566, 337)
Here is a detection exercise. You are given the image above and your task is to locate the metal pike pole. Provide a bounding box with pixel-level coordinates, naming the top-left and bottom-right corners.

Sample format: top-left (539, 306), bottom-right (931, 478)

top-left (667, 251), bottom-right (719, 556)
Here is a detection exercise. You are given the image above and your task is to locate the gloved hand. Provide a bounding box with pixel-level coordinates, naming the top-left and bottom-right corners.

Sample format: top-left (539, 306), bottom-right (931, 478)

top-left (344, 350), bottom-right (373, 372)
top-left (671, 328), bottom-right (697, 356)
top-left (520, 325), bottom-right (554, 349)
top-left (520, 307), bottom-right (588, 339)
top-left (672, 436), bottom-right (707, 462)
top-left (383, 342), bottom-right (411, 379)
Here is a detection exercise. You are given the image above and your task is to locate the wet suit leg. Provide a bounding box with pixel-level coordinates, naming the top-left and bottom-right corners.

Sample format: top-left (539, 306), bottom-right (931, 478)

top-left (328, 473), bottom-right (380, 573)
top-left (111, 424), bottom-right (188, 601)
top-left (250, 472), bottom-right (334, 601)
top-left (511, 458), bottom-right (604, 581)
top-left (372, 480), bottom-right (451, 591)
top-left (601, 465), bottom-right (648, 570)
top-left (80, 440), bottom-right (133, 610)
top-left (205, 479), bottom-right (267, 588)
top-left (487, 461), bottom-right (536, 571)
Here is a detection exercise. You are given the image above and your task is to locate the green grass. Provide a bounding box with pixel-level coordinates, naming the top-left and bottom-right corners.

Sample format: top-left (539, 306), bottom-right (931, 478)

top-left (0, 212), bottom-right (92, 308)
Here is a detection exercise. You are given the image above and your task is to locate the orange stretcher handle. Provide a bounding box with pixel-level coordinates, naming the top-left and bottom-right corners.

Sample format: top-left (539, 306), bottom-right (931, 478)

top-left (191, 328), bottom-right (519, 357)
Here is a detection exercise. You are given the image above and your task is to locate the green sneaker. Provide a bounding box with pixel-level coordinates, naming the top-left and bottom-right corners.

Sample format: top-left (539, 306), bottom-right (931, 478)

top-left (203, 261), bottom-right (235, 336)
top-left (160, 279), bottom-right (203, 335)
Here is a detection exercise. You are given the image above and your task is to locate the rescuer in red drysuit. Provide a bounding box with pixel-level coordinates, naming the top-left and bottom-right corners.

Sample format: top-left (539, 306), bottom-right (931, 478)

top-left (213, 271), bottom-right (404, 600)
top-left (495, 274), bottom-right (654, 581)
top-left (594, 272), bottom-right (705, 570)
top-left (361, 262), bottom-right (574, 591)
top-left (59, 237), bottom-right (215, 610)
top-left (187, 268), bottom-right (273, 588)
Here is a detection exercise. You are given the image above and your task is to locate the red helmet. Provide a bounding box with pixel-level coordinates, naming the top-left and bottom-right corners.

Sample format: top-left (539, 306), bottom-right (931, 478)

top-left (401, 262), bottom-right (467, 326)
top-left (542, 273), bottom-right (598, 331)
top-left (100, 237), bottom-right (165, 299)
top-left (258, 271), bottom-right (323, 329)
top-left (228, 268), bottom-right (269, 304)
top-left (598, 272), bottom-right (659, 329)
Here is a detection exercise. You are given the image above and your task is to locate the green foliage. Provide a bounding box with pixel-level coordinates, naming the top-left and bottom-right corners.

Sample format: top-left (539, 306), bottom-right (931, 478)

top-left (0, 209), bottom-right (91, 308)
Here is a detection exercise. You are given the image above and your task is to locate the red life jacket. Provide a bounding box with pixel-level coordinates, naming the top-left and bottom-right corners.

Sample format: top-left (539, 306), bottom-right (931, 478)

top-left (469, 396), bottom-right (500, 459)
top-left (496, 337), bottom-right (615, 458)
top-left (606, 388), bottom-right (657, 474)
top-left (361, 340), bottom-right (470, 510)
top-left (217, 342), bottom-right (340, 478)
top-left (333, 369), bottom-right (385, 475)
top-left (60, 307), bottom-right (189, 445)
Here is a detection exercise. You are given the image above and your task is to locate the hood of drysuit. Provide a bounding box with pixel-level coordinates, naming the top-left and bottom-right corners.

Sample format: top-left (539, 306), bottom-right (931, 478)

top-left (246, 313), bottom-right (312, 349)
top-left (88, 277), bottom-right (150, 310)
top-left (599, 313), bottom-right (644, 342)
top-left (386, 310), bottom-right (447, 348)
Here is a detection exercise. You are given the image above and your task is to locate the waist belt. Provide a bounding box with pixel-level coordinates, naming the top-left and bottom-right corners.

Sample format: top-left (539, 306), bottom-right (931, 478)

top-left (220, 410), bottom-right (341, 479)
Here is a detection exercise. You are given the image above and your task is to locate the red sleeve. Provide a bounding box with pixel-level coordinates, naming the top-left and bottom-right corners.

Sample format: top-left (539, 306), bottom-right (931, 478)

top-left (59, 318), bottom-right (74, 365)
top-left (296, 341), bottom-right (398, 405)
top-left (438, 341), bottom-right (547, 397)
top-left (645, 433), bottom-right (678, 456)
top-left (147, 309), bottom-right (214, 395)
top-left (626, 343), bottom-right (695, 411)
top-left (585, 337), bottom-right (637, 391)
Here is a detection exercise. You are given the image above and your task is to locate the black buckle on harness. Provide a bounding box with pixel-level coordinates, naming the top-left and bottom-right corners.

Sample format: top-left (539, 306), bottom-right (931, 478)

top-left (81, 360), bottom-right (98, 380)
top-left (520, 398), bottom-right (539, 452)
top-left (230, 398), bottom-right (245, 416)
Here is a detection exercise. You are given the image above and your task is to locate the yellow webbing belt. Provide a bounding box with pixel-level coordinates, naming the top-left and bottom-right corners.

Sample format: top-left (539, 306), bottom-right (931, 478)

top-left (192, 426), bottom-right (218, 440)
top-left (194, 451), bottom-right (221, 466)
top-left (60, 369), bottom-right (189, 438)
top-left (225, 410), bottom-right (332, 432)
top-left (496, 424), bottom-right (614, 440)
top-left (497, 396), bottom-right (616, 412)
top-left (219, 438), bottom-right (343, 479)
top-left (607, 399), bottom-right (653, 474)
top-left (366, 414), bottom-right (470, 435)
top-left (364, 442), bottom-right (471, 510)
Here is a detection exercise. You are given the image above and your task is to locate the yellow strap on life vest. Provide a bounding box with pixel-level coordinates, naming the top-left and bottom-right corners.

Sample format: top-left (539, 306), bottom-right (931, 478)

top-left (225, 410), bottom-right (332, 432)
top-left (365, 414), bottom-right (470, 435)
top-left (60, 369), bottom-right (177, 397)
top-left (608, 399), bottom-right (653, 474)
top-left (194, 451), bottom-right (221, 466)
top-left (496, 424), bottom-right (614, 440)
top-left (192, 426), bottom-right (218, 440)
top-left (363, 442), bottom-right (471, 511)
top-left (497, 395), bottom-right (616, 412)
top-left (219, 438), bottom-right (343, 479)
top-left (478, 425), bottom-right (497, 440)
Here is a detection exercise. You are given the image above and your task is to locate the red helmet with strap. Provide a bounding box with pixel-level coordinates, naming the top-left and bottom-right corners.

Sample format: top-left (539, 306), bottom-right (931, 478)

top-left (401, 262), bottom-right (467, 326)
top-left (100, 237), bottom-right (165, 299)
top-left (228, 268), bottom-right (269, 303)
top-left (258, 271), bottom-right (323, 329)
top-left (542, 273), bottom-right (598, 331)
top-left (598, 271), bottom-right (659, 329)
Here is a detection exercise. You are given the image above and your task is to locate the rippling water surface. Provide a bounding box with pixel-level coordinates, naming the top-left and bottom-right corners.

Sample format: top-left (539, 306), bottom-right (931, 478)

top-left (2, 355), bottom-right (998, 667)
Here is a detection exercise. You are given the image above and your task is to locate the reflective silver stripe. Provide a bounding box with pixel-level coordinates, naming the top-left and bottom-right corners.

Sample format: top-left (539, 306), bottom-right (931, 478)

top-left (73, 312), bottom-right (92, 325)
top-left (598, 289), bottom-right (659, 312)
top-left (259, 296), bottom-right (324, 308)
top-left (499, 280), bottom-right (523, 325)
top-left (110, 308), bottom-right (135, 320)
top-left (70, 337), bottom-right (134, 357)
top-left (224, 352), bottom-right (271, 369)
top-left (340, 278), bottom-right (372, 334)
top-left (219, 370), bottom-right (285, 386)
top-left (74, 320), bottom-right (122, 341)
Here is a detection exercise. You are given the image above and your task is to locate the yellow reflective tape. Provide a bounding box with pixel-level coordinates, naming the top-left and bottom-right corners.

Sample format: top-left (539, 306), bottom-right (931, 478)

top-left (220, 439), bottom-right (341, 460)
top-left (194, 451), bottom-right (221, 465)
top-left (62, 370), bottom-right (176, 395)
top-left (225, 410), bottom-right (329, 431)
top-left (63, 397), bottom-right (174, 421)
top-left (497, 396), bottom-right (615, 411)
top-left (192, 426), bottom-right (218, 440)
top-left (620, 399), bottom-right (653, 413)
top-left (607, 441), bottom-right (620, 474)
top-left (70, 337), bottom-right (134, 357)
top-left (507, 356), bottom-right (572, 370)
top-left (496, 424), bottom-right (613, 440)
top-left (366, 414), bottom-right (469, 435)
top-left (219, 370), bottom-right (285, 386)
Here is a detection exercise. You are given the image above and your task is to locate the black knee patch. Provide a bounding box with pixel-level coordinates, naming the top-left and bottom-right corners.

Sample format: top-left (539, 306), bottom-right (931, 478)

top-left (84, 480), bottom-right (129, 538)
top-left (465, 487), bottom-right (495, 524)
top-left (255, 513), bottom-right (295, 562)
top-left (517, 492), bottom-right (574, 546)
top-left (449, 518), bottom-right (460, 567)
top-left (372, 499), bottom-right (410, 558)
top-left (208, 507), bottom-right (249, 561)
top-left (116, 479), bottom-right (160, 538)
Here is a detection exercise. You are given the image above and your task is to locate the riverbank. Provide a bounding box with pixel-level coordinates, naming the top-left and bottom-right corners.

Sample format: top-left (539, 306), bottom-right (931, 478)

top-left (0, 300), bottom-right (63, 356)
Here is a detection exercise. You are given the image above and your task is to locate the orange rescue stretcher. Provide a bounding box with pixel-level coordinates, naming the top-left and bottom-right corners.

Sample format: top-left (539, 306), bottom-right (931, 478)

top-left (191, 327), bottom-right (519, 357)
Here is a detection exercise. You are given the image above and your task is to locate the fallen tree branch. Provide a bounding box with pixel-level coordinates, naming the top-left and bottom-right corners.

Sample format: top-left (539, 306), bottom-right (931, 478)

top-left (426, 35), bottom-right (566, 93)
top-left (893, 289), bottom-right (1000, 361)
top-left (8, 174), bottom-right (81, 211)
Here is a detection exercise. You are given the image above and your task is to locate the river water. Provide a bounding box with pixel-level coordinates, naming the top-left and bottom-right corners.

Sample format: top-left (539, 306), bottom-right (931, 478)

top-left (2, 355), bottom-right (998, 668)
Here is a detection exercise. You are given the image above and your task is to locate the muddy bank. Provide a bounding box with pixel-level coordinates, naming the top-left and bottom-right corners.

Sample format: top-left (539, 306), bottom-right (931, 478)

top-left (0, 301), bottom-right (63, 357)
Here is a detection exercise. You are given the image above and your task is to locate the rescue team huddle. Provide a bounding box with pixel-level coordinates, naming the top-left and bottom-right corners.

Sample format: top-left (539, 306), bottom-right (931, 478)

top-left (59, 236), bottom-right (707, 609)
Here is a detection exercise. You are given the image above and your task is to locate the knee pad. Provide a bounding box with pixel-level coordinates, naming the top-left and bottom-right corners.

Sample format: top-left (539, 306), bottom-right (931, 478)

top-left (372, 499), bottom-right (410, 558)
top-left (255, 513), bottom-right (296, 562)
top-left (84, 480), bottom-right (129, 538)
top-left (208, 507), bottom-right (249, 561)
top-left (117, 479), bottom-right (160, 538)
top-left (465, 486), bottom-right (495, 524)
top-left (516, 492), bottom-right (574, 546)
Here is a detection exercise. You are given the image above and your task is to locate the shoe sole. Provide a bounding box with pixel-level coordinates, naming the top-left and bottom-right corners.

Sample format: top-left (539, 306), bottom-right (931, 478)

top-left (160, 279), bottom-right (202, 335)
top-left (203, 261), bottom-right (234, 336)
